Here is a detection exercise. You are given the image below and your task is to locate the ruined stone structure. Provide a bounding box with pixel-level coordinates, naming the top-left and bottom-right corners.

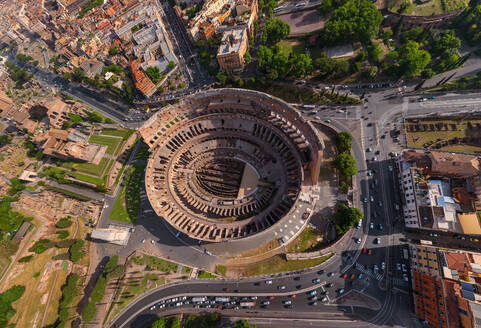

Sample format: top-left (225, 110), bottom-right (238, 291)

top-left (140, 89), bottom-right (323, 242)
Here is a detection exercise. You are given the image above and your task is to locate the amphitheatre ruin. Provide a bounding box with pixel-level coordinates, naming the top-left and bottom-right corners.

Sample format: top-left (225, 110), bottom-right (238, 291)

top-left (140, 88), bottom-right (323, 242)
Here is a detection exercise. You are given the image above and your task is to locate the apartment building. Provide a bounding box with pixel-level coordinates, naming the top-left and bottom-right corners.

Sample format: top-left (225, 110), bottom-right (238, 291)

top-left (216, 28), bottom-right (248, 72)
top-left (397, 150), bottom-right (481, 232)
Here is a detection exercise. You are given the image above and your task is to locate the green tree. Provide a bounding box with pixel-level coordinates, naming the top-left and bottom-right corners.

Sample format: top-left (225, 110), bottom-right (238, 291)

top-left (233, 320), bottom-right (257, 328)
top-left (151, 318), bottom-right (165, 328)
top-left (145, 66), bottom-right (162, 84)
top-left (333, 152), bottom-right (357, 177)
top-left (334, 203), bottom-right (364, 235)
top-left (319, 0), bottom-right (332, 15)
top-left (244, 50), bottom-right (251, 64)
top-left (400, 27), bottom-right (423, 43)
top-left (216, 72), bottom-right (228, 85)
top-left (293, 53), bottom-right (313, 77)
top-left (431, 30), bottom-right (461, 56)
top-left (108, 46), bottom-right (118, 56)
top-left (398, 40), bottom-right (431, 77)
top-left (367, 43), bottom-right (382, 64)
top-left (334, 131), bottom-right (353, 153)
top-left (264, 18), bottom-right (290, 45)
top-left (168, 60), bottom-right (176, 68)
top-left (323, 0), bottom-right (382, 44)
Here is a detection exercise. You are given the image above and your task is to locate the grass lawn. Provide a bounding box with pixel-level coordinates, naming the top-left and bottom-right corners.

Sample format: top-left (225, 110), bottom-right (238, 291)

top-left (217, 265), bottom-right (227, 276)
top-left (70, 172), bottom-right (104, 185)
top-left (234, 253), bottom-right (332, 277)
top-left (132, 254), bottom-right (179, 273)
top-left (181, 266), bottom-right (192, 274)
top-left (277, 40), bottom-right (304, 57)
top-left (101, 128), bottom-right (134, 140)
top-left (197, 270), bottom-right (217, 279)
top-left (59, 157), bottom-right (109, 177)
top-left (89, 135), bottom-right (122, 155)
top-left (108, 164), bottom-right (143, 223)
top-left (405, 117), bottom-right (481, 154)
top-left (286, 226), bottom-right (326, 253)
top-left (440, 144), bottom-right (481, 154)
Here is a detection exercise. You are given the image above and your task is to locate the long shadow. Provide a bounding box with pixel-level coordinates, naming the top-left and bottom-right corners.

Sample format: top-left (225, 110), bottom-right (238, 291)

top-left (73, 256), bottom-right (110, 328)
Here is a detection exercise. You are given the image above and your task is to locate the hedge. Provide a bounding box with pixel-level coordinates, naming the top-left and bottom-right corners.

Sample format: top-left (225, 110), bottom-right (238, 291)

top-left (56, 218), bottom-right (72, 228)
top-left (57, 273), bottom-right (80, 328)
top-left (18, 255), bottom-right (33, 263)
top-left (69, 239), bottom-right (84, 262)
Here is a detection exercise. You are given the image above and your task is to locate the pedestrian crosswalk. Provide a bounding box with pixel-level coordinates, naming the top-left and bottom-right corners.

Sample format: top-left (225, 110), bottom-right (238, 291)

top-left (392, 277), bottom-right (409, 286)
top-left (355, 263), bottom-right (383, 281)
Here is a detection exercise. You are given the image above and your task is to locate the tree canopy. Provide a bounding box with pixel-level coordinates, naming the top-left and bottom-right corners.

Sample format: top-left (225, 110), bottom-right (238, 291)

top-left (263, 18), bottom-right (290, 45)
top-left (233, 320), bottom-right (257, 328)
top-left (334, 132), bottom-right (353, 153)
top-left (385, 40), bottom-right (430, 77)
top-left (334, 203), bottom-right (364, 235)
top-left (323, 0), bottom-right (383, 44)
top-left (257, 45), bottom-right (312, 79)
top-left (333, 151), bottom-right (357, 177)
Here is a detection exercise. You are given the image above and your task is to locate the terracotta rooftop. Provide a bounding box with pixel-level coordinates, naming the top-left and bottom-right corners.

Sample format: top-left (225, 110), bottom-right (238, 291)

top-left (445, 251), bottom-right (472, 273)
top-left (429, 152), bottom-right (480, 177)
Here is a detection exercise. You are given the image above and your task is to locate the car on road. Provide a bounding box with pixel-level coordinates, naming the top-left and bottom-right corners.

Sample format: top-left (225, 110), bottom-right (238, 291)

top-left (309, 290), bottom-right (317, 296)
top-left (356, 220), bottom-right (362, 229)
top-left (374, 264), bottom-right (379, 273)
top-left (378, 223), bottom-right (383, 231)
top-left (381, 262), bottom-right (385, 270)
top-left (338, 289), bottom-right (345, 294)
top-left (325, 282), bottom-right (334, 288)
top-left (310, 296), bottom-right (318, 301)
top-left (362, 248), bottom-right (367, 254)
top-left (294, 276), bottom-right (301, 280)
top-left (327, 272), bottom-right (334, 277)
top-left (402, 264), bottom-right (407, 272)
top-left (396, 263), bottom-right (401, 270)
top-left (317, 270), bottom-right (324, 275)
top-left (355, 238), bottom-right (362, 244)
top-left (342, 274), bottom-right (348, 279)
top-left (394, 203), bottom-right (400, 211)
top-left (290, 294), bottom-right (297, 298)
top-left (223, 288), bottom-right (228, 291)
top-left (378, 201), bottom-right (383, 207)
top-left (278, 285), bottom-right (286, 290)
top-left (262, 301), bottom-right (270, 305)
top-left (312, 278), bottom-right (320, 283)
top-left (310, 301), bottom-right (318, 306)
top-left (363, 197), bottom-right (367, 203)
top-left (368, 249), bottom-right (372, 255)
top-left (358, 273), bottom-right (363, 279)
top-left (268, 296), bottom-right (275, 300)
top-left (321, 297), bottom-right (328, 303)
top-left (250, 296), bottom-right (257, 300)
top-left (370, 196), bottom-right (374, 202)
top-left (374, 238), bottom-right (380, 244)
top-left (402, 273), bottom-right (409, 281)
top-left (370, 222), bottom-right (374, 229)
top-left (388, 165), bottom-right (393, 172)
top-left (265, 280), bottom-right (273, 284)
top-left (283, 300), bottom-right (292, 305)
top-left (296, 285), bottom-right (302, 289)
top-left (350, 274), bottom-right (355, 279)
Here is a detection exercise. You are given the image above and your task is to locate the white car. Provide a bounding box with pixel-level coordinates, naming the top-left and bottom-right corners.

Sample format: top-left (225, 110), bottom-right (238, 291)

top-left (356, 238), bottom-right (362, 244)
top-left (396, 263), bottom-right (401, 270)
top-left (265, 280), bottom-right (273, 284)
top-left (388, 165), bottom-right (393, 172)
top-left (370, 222), bottom-right (374, 229)
top-left (381, 262), bottom-right (385, 270)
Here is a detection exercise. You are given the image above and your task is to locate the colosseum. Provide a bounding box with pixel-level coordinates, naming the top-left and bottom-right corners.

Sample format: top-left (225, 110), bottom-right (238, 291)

top-left (140, 88), bottom-right (323, 242)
